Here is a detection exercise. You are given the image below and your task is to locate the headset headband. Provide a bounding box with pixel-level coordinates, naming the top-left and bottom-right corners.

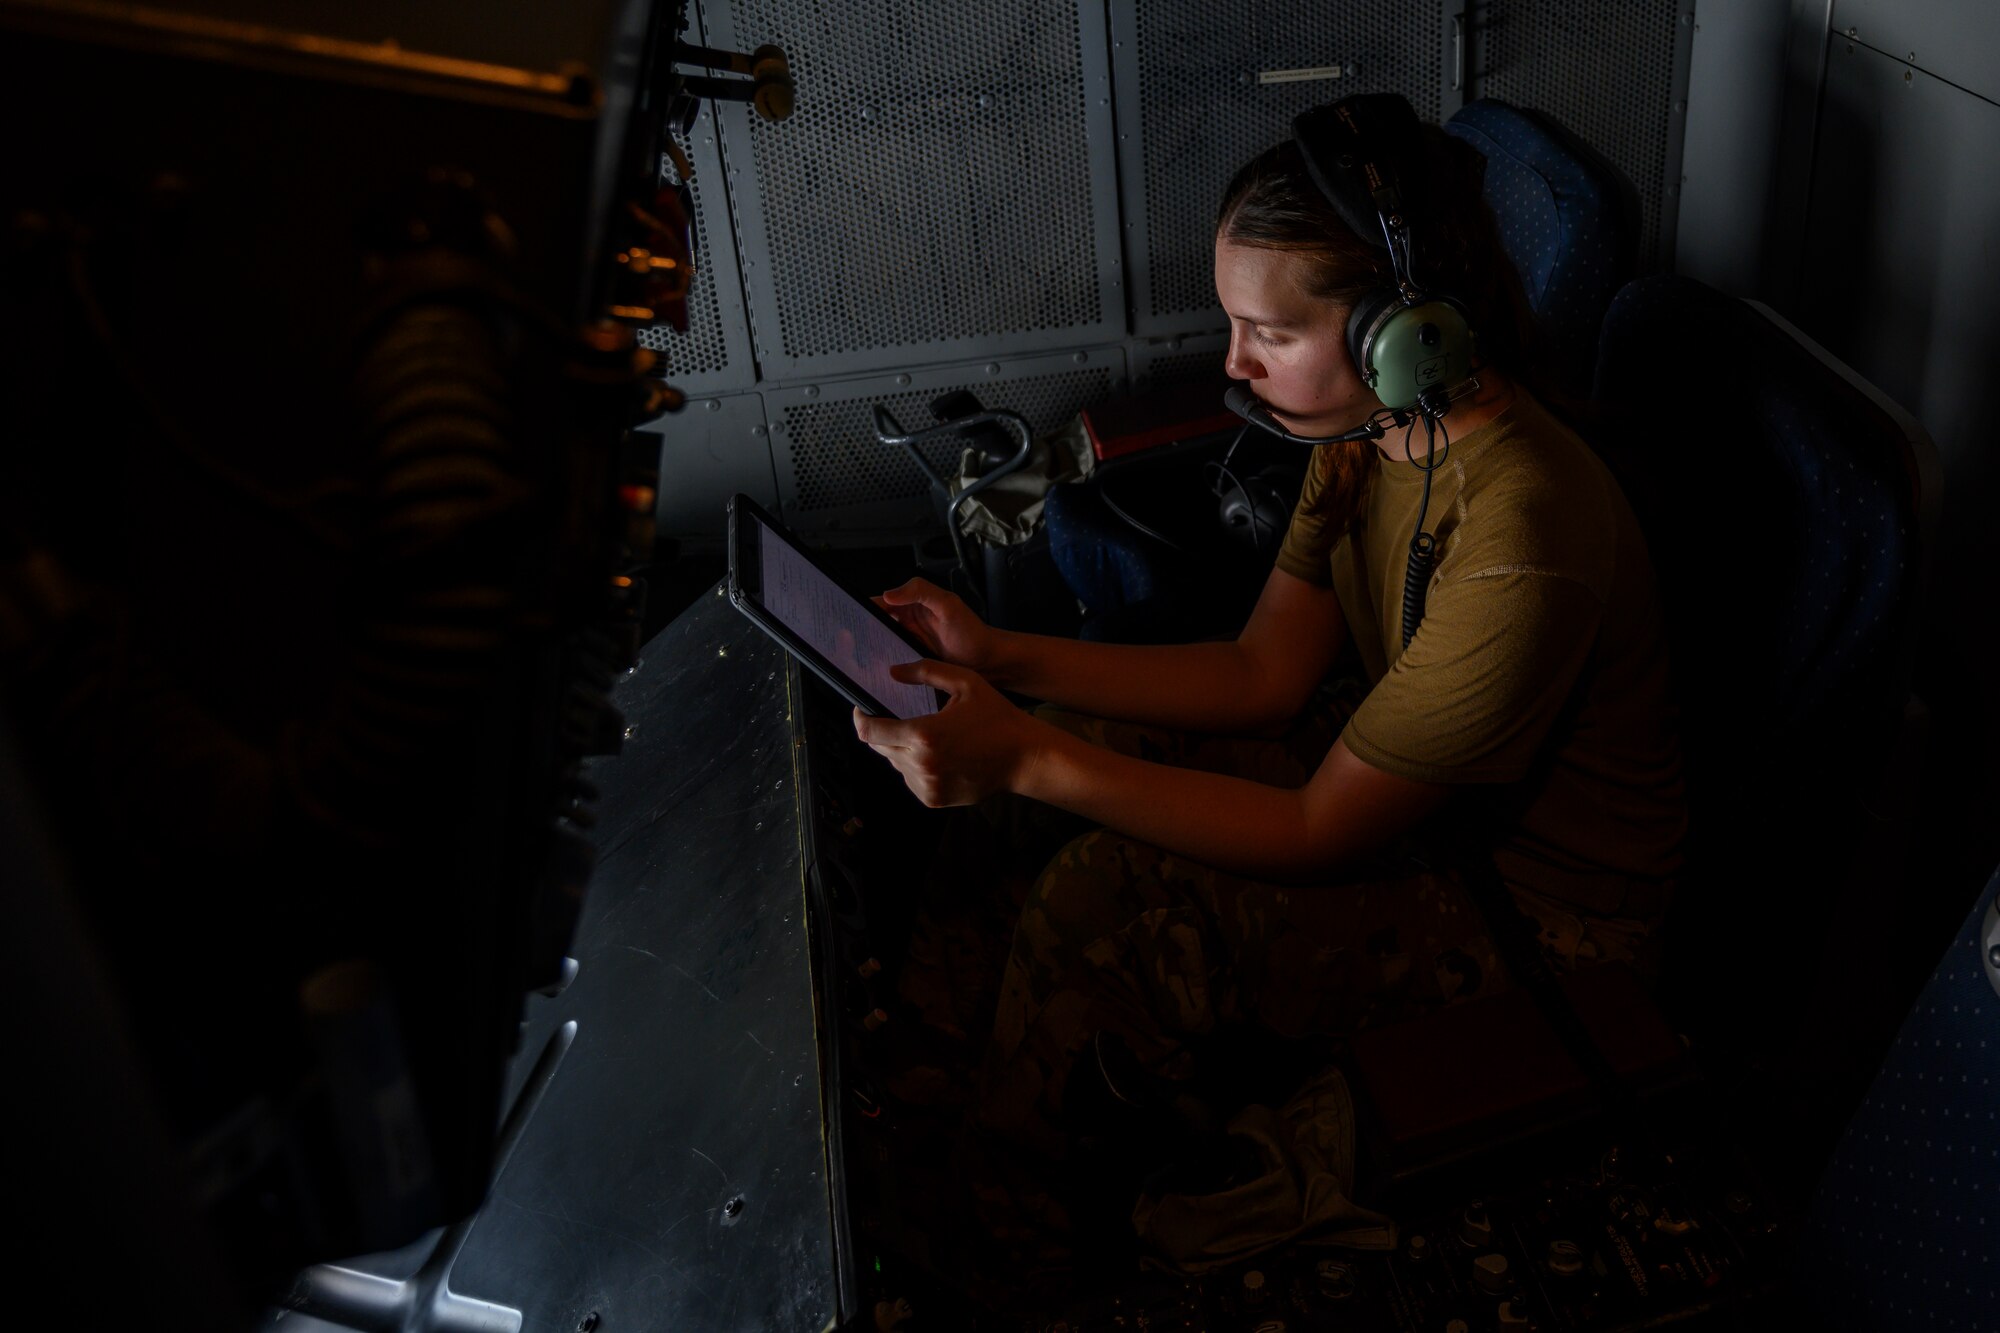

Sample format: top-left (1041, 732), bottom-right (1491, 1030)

top-left (1293, 95), bottom-right (1427, 302)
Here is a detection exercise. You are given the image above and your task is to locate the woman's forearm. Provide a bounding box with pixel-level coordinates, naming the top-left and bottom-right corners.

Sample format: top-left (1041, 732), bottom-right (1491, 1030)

top-left (983, 630), bottom-right (1290, 733)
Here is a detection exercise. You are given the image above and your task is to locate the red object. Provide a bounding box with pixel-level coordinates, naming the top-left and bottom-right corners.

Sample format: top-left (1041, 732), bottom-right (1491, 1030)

top-left (1082, 372), bottom-right (1240, 463)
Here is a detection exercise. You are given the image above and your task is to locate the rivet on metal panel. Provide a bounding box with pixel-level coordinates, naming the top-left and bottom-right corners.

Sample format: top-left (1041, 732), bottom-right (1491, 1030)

top-left (1673, 100), bottom-right (1685, 114)
top-left (805, 385), bottom-right (820, 398)
top-left (985, 363), bottom-right (1001, 375)
top-left (1904, 71), bottom-right (1912, 83)
top-left (705, 399), bottom-right (720, 412)
top-left (896, 374), bottom-right (912, 386)
top-left (752, 425), bottom-right (767, 436)
top-left (1072, 351), bottom-right (1089, 364)
top-left (976, 93), bottom-right (993, 109)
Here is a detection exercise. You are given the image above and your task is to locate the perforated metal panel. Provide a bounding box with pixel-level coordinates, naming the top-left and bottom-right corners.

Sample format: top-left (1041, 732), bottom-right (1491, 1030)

top-left (1131, 331), bottom-right (1230, 392)
top-left (635, 46), bottom-right (758, 395)
top-left (645, 1), bottom-right (1699, 541)
top-left (1469, 0), bottom-right (1696, 270)
top-left (768, 349), bottom-right (1127, 536)
top-left (702, 0), bottom-right (1123, 379)
top-left (1115, 0), bottom-right (1445, 333)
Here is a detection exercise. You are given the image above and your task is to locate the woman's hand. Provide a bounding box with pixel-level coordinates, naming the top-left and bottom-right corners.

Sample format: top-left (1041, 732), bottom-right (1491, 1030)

top-left (873, 578), bottom-right (999, 672)
top-left (852, 660), bottom-right (1043, 807)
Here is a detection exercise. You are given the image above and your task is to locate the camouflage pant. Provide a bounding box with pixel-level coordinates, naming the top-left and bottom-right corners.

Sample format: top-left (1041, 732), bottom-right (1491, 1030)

top-left (967, 703), bottom-right (1663, 1253)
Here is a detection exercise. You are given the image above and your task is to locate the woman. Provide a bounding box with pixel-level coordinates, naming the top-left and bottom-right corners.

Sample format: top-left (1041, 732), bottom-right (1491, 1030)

top-left (856, 104), bottom-right (1683, 1248)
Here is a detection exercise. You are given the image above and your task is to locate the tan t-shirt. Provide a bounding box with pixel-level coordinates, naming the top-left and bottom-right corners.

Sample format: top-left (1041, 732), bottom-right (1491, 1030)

top-left (1274, 389), bottom-right (1684, 917)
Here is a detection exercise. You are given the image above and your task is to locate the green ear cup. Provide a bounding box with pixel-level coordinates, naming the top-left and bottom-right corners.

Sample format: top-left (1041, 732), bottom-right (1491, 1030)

top-left (1358, 299), bottom-right (1475, 411)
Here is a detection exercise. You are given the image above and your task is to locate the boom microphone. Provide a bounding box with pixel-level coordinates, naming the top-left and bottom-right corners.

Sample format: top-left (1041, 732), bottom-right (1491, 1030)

top-left (1222, 384), bottom-right (1396, 445)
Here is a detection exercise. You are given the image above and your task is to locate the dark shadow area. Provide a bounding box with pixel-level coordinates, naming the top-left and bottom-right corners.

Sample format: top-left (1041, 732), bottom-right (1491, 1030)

top-left (1789, 59), bottom-right (2000, 1155)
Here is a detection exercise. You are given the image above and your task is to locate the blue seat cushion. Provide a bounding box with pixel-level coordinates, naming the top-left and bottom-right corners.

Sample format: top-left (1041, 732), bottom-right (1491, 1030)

top-left (1795, 868), bottom-right (2000, 1331)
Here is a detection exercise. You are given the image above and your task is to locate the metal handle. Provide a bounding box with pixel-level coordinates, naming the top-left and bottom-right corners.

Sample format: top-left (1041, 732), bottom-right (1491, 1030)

top-left (1452, 12), bottom-right (1466, 91)
top-left (871, 405), bottom-right (1034, 603)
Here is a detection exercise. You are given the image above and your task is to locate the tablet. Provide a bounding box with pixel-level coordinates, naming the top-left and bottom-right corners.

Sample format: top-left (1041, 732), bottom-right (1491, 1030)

top-left (726, 494), bottom-right (944, 719)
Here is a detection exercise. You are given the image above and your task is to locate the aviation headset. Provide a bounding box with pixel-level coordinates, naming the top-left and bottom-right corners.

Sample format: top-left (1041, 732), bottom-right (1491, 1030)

top-left (1218, 92), bottom-right (1482, 646)
top-left (1298, 95), bottom-right (1477, 414)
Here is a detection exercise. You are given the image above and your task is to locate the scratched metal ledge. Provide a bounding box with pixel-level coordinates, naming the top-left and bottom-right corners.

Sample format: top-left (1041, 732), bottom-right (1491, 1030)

top-left (270, 581), bottom-right (845, 1332)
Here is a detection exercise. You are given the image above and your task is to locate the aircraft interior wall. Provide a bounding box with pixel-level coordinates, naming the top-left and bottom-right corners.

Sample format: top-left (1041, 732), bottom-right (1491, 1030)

top-left (642, 0), bottom-right (1697, 547)
top-left (1676, 0), bottom-right (2000, 989)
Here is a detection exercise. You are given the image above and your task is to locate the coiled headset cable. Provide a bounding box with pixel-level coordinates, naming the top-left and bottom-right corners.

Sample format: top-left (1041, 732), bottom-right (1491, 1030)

top-left (1399, 397), bottom-right (1451, 651)
top-left (1221, 378), bottom-right (1471, 648)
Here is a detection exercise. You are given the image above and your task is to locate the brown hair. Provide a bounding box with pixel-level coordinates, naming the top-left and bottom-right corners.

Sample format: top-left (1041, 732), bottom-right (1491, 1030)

top-left (1215, 130), bottom-right (1548, 538)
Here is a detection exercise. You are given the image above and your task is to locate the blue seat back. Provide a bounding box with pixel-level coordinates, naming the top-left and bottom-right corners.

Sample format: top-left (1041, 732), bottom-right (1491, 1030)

top-left (1593, 274), bottom-right (1939, 1055)
top-left (1446, 99), bottom-right (1636, 394)
top-left (1593, 274), bottom-right (1931, 791)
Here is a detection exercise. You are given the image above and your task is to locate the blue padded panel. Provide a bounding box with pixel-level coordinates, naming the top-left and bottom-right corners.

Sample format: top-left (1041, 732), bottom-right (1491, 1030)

top-left (1797, 867), bottom-right (2000, 1331)
top-left (1447, 99), bottom-right (1634, 393)
top-left (1592, 275), bottom-right (1920, 783)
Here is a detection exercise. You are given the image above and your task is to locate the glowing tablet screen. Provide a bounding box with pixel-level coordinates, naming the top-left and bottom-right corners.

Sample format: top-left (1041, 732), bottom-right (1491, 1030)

top-left (758, 523), bottom-right (938, 719)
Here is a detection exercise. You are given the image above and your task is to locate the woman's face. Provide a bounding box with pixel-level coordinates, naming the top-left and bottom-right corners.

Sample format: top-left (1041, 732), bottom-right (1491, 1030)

top-left (1214, 239), bottom-right (1382, 436)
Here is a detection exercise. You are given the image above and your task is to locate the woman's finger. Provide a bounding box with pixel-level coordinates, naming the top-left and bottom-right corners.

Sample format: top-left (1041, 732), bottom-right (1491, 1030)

top-left (888, 658), bottom-right (970, 695)
top-left (879, 578), bottom-right (932, 607)
top-left (854, 707), bottom-right (915, 748)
